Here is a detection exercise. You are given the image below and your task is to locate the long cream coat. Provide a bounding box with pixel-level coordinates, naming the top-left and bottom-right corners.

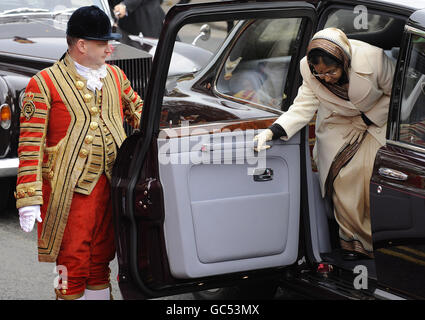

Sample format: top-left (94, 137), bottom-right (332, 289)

top-left (275, 39), bottom-right (396, 196)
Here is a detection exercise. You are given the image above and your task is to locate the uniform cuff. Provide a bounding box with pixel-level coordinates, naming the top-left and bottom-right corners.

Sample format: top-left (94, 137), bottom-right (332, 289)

top-left (269, 123), bottom-right (287, 140)
top-left (15, 181), bottom-right (43, 209)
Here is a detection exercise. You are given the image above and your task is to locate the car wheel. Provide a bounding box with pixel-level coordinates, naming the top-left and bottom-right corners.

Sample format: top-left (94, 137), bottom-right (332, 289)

top-left (192, 282), bottom-right (278, 300)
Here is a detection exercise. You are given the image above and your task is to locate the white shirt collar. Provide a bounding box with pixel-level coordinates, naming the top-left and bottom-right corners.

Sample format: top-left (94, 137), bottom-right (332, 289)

top-left (72, 59), bottom-right (108, 92)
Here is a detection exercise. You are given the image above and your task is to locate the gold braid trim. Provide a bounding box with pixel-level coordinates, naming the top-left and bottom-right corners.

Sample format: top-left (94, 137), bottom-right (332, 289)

top-left (37, 56), bottom-right (91, 262)
top-left (16, 74), bottom-right (50, 209)
top-left (55, 289), bottom-right (85, 300)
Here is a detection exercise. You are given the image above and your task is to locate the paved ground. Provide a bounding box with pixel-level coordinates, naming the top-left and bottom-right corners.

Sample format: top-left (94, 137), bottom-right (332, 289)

top-left (0, 207), bottom-right (194, 300)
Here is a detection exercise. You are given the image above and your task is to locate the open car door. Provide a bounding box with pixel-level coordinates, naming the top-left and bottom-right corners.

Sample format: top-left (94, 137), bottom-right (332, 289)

top-left (112, 1), bottom-right (317, 299)
top-left (370, 12), bottom-right (425, 299)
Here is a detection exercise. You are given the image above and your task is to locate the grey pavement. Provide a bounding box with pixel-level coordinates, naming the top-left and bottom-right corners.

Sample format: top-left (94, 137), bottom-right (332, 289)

top-left (0, 208), bottom-right (193, 300)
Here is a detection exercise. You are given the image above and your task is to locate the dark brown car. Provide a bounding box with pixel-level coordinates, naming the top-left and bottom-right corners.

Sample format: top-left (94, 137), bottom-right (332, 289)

top-left (112, 0), bottom-right (425, 300)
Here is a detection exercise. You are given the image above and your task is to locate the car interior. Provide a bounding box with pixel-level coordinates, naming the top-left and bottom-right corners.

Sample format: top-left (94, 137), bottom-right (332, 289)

top-left (216, 18), bottom-right (302, 110)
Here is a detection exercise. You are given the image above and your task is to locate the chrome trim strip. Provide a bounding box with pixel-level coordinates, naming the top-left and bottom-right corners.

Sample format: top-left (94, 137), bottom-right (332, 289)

top-left (386, 139), bottom-right (425, 154)
top-left (100, 0), bottom-right (113, 20)
top-left (0, 51), bottom-right (56, 64)
top-left (373, 288), bottom-right (406, 300)
top-left (0, 158), bottom-right (19, 177)
top-left (405, 25), bottom-right (425, 38)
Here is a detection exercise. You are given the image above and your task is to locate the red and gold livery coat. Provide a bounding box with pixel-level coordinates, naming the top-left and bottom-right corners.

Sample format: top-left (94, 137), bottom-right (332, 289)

top-left (15, 53), bottom-right (143, 262)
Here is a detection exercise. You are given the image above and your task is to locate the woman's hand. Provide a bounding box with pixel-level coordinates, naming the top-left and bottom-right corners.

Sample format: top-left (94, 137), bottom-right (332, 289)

top-left (253, 129), bottom-right (273, 152)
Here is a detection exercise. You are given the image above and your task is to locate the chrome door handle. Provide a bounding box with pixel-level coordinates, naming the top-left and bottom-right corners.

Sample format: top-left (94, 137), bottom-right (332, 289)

top-left (378, 167), bottom-right (408, 181)
top-left (254, 168), bottom-right (273, 182)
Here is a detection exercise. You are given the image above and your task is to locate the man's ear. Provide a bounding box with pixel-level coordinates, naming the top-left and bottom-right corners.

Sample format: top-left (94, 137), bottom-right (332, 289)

top-left (75, 39), bottom-right (87, 54)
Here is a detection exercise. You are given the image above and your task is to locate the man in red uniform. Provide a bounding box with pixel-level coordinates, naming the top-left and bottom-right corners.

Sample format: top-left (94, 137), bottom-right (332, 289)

top-left (15, 6), bottom-right (143, 300)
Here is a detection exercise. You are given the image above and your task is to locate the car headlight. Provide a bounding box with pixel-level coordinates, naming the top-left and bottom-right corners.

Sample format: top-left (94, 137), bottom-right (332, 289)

top-left (0, 103), bottom-right (11, 130)
top-left (19, 89), bottom-right (26, 110)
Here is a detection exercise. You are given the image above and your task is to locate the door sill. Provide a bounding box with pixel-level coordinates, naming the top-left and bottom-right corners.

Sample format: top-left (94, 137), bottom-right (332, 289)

top-left (321, 249), bottom-right (377, 280)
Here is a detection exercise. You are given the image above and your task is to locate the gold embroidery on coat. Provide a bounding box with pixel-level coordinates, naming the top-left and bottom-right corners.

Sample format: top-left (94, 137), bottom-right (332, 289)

top-left (22, 101), bottom-right (36, 120)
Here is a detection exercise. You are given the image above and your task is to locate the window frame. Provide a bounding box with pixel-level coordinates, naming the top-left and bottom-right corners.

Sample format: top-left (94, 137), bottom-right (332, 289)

top-left (388, 26), bottom-right (425, 154)
top-left (212, 17), bottom-right (309, 113)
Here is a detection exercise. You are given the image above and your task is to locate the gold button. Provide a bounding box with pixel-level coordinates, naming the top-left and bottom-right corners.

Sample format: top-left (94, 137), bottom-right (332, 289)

top-left (103, 127), bottom-right (108, 133)
top-left (85, 135), bottom-right (94, 144)
top-left (61, 289), bottom-right (67, 295)
top-left (97, 98), bottom-right (102, 104)
top-left (90, 107), bottom-right (99, 115)
top-left (106, 138), bottom-right (110, 143)
top-left (90, 122), bottom-right (98, 130)
top-left (106, 148), bottom-right (110, 153)
top-left (83, 93), bottom-right (92, 103)
top-left (75, 81), bottom-right (85, 90)
top-left (17, 191), bottom-right (26, 199)
top-left (48, 170), bottom-right (54, 179)
top-left (27, 187), bottom-right (35, 196)
top-left (79, 149), bottom-right (88, 158)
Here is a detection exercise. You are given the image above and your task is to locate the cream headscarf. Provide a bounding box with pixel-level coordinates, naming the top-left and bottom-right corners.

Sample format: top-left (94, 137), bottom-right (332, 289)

top-left (306, 28), bottom-right (352, 100)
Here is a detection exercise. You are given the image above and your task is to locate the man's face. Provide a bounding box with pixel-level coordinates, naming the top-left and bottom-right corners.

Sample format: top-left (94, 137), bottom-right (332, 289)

top-left (81, 39), bottom-right (112, 69)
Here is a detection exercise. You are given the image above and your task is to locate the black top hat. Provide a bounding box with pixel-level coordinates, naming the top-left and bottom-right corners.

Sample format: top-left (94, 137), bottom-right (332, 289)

top-left (66, 5), bottom-right (121, 41)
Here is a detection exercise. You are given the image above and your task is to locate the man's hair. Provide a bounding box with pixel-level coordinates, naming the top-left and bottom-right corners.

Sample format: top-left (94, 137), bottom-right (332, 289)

top-left (66, 35), bottom-right (79, 48)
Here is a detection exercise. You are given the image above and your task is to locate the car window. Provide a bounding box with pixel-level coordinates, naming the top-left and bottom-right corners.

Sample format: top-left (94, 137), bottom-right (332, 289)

top-left (398, 35), bottom-right (425, 148)
top-left (324, 8), bottom-right (393, 35)
top-left (215, 18), bottom-right (302, 110)
top-left (323, 8), bottom-right (403, 61)
top-left (160, 17), bottom-right (308, 128)
top-left (177, 22), bottom-right (234, 56)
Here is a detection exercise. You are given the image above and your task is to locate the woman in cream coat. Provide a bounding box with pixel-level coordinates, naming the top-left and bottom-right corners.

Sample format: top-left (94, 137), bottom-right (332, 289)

top-left (254, 28), bottom-right (395, 260)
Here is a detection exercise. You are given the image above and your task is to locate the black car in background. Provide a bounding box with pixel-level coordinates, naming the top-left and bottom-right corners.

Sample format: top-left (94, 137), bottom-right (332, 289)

top-left (111, 0), bottom-right (425, 300)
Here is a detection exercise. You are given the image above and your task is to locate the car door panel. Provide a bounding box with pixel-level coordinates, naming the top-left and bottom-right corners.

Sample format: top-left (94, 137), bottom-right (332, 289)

top-left (371, 145), bottom-right (425, 243)
top-left (112, 1), bottom-right (317, 298)
top-left (158, 129), bottom-right (300, 278)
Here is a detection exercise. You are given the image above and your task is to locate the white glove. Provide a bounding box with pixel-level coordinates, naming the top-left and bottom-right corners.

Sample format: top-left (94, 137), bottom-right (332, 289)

top-left (18, 205), bottom-right (42, 233)
top-left (253, 128), bottom-right (273, 152)
top-left (343, 115), bottom-right (368, 145)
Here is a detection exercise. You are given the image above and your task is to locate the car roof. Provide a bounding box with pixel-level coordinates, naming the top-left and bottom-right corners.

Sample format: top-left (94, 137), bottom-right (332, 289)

top-left (359, 0), bottom-right (425, 11)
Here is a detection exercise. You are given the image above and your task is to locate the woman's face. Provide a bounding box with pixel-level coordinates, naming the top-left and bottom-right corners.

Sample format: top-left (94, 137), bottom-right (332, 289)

top-left (311, 58), bottom-right (343, 84)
